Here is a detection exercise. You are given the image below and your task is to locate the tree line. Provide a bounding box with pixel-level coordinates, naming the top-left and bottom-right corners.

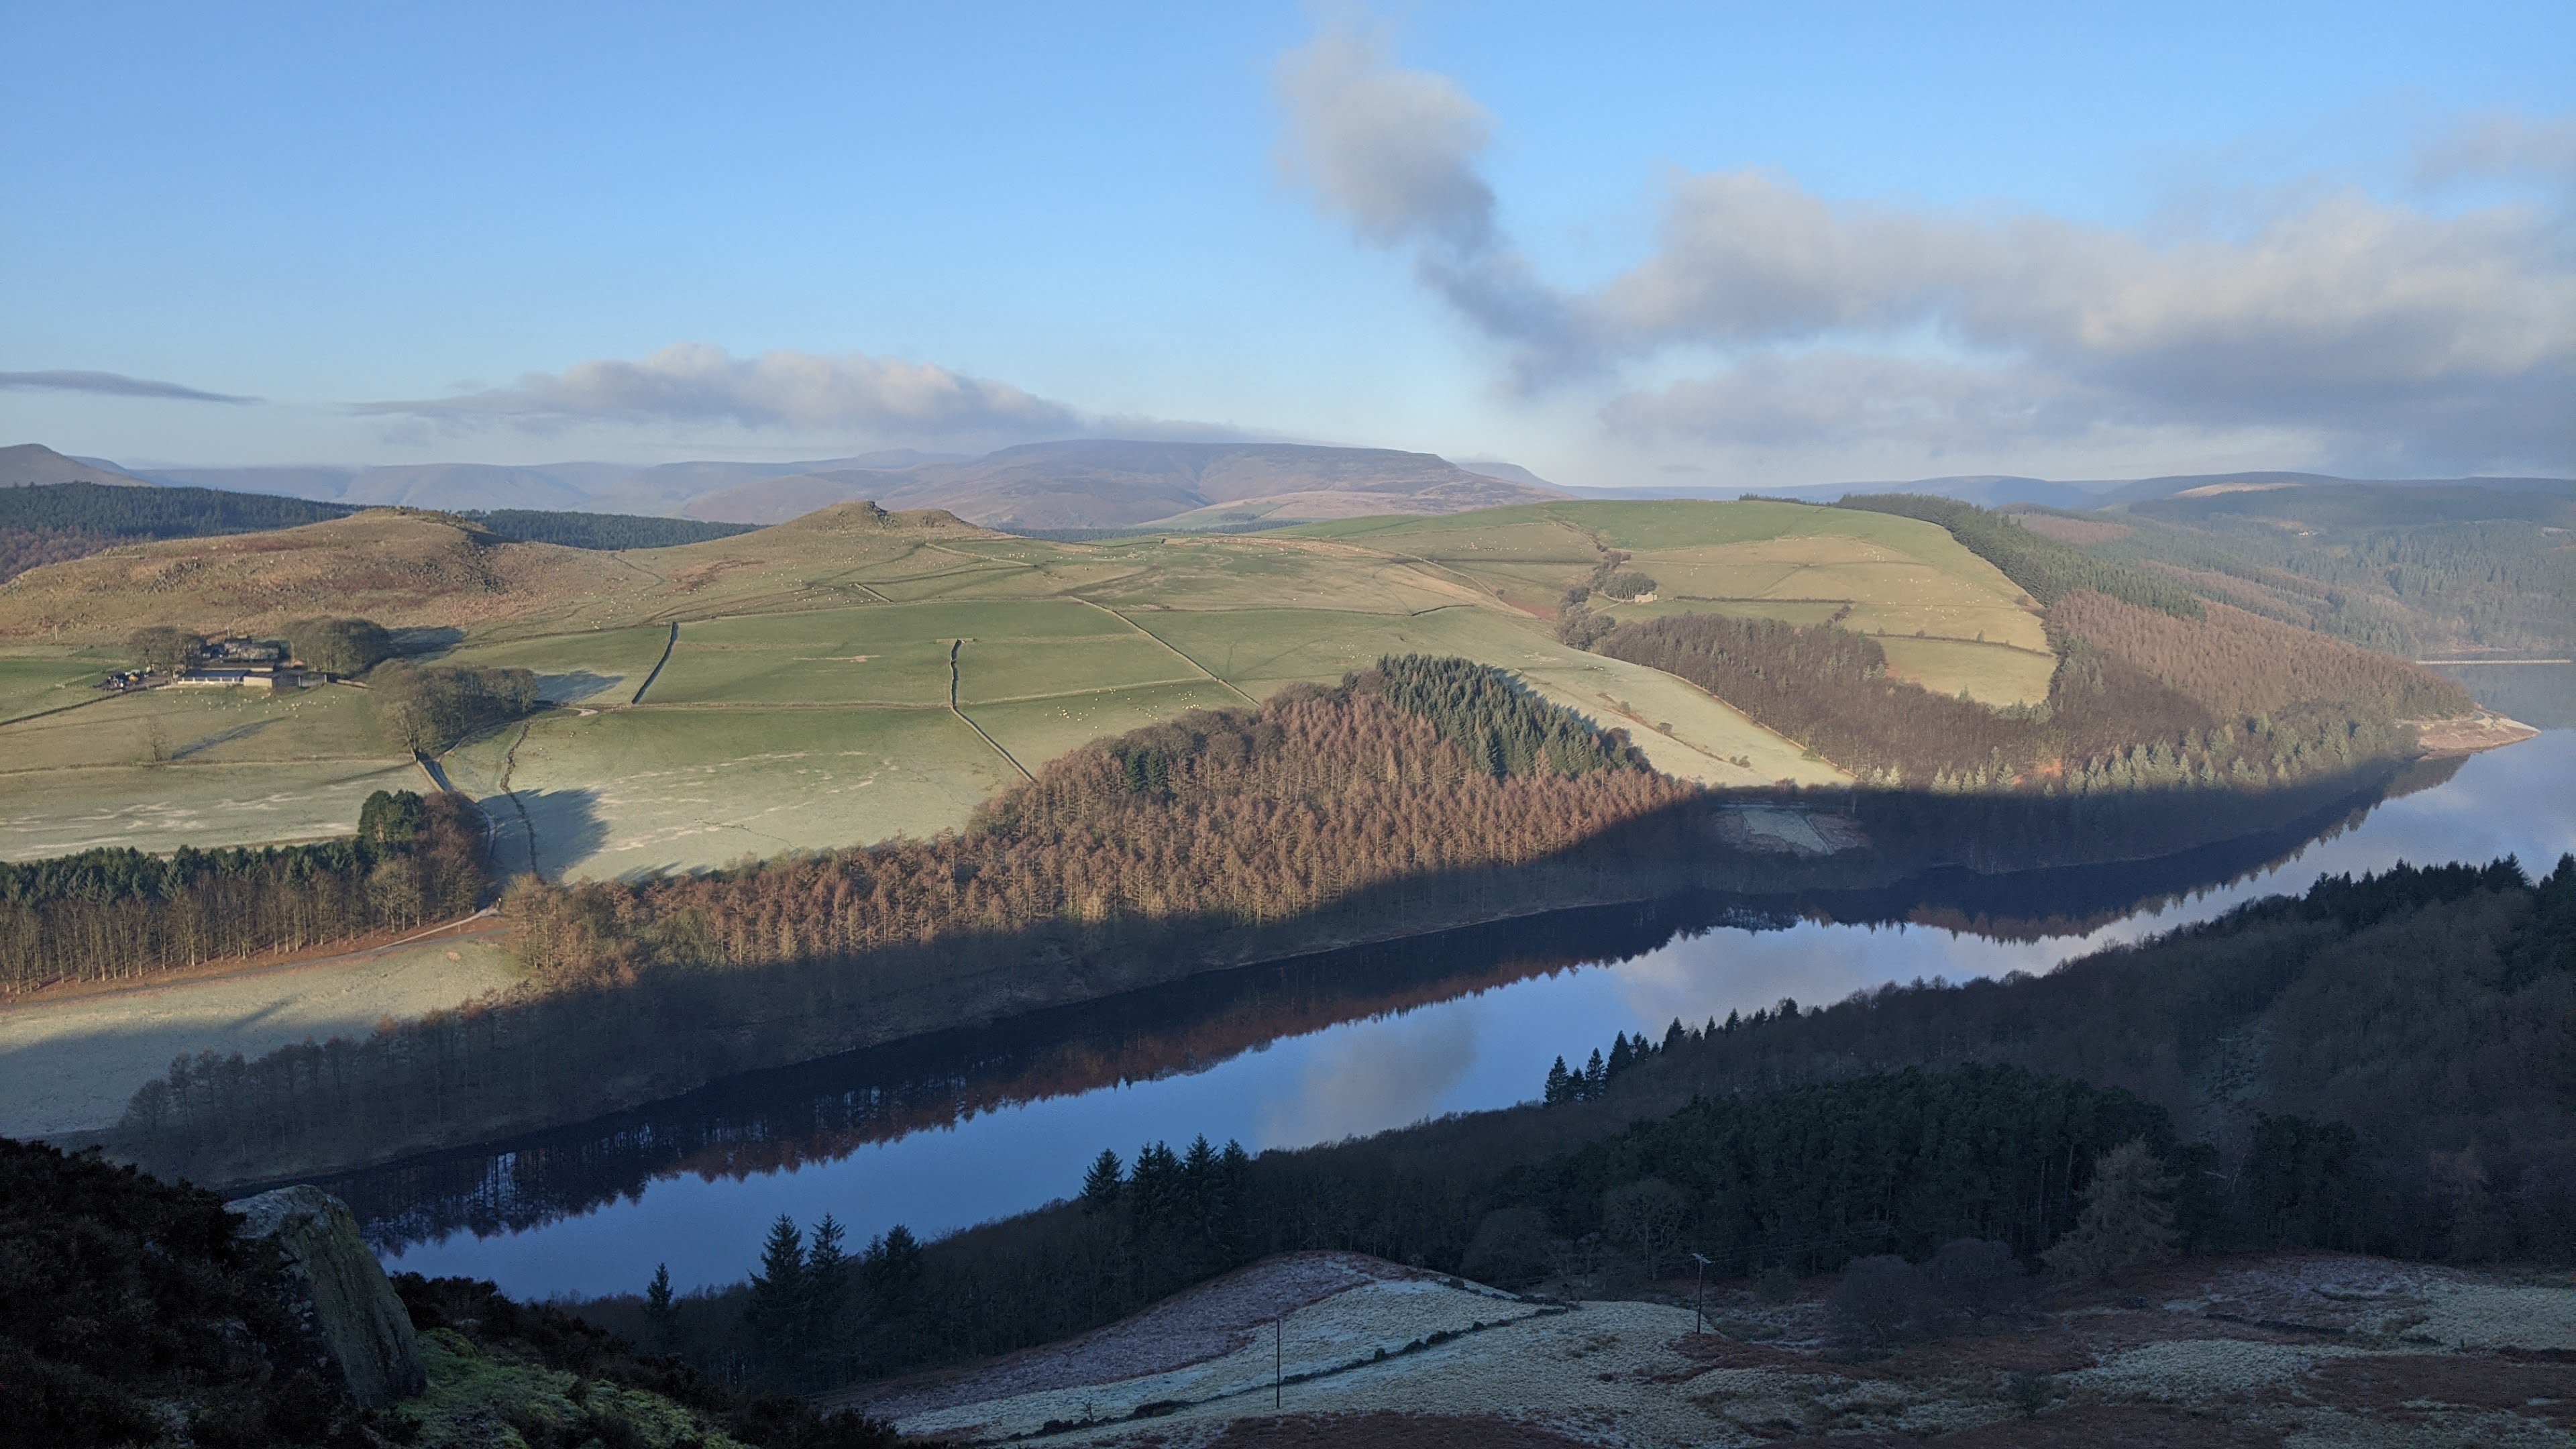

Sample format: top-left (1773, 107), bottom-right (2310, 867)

top-left (1586, 854), bottom-right (2574, 1263)
top-left (2049, 590), bottom-right (2470, 720)
top-left (0, 480), bottom-right (356, 538)
top-left (103, 661), bottom-right (1701, 1182)
top-left (1373, 651), bottom-right (1649, 777)
top-left (0, 789), bottom-right (487, 995)
top-left (582, 854), bottom-right (2572, 1393)
top-left (1834, 492), bottom-right (2206, 618)
top-left (1591, 604), bottom-right (2422, 790)
top-left (121, 616), bottom-right (399, 676)
top-left (95, 657), bottom-right (2433, 1185)
top-left (456, 508), bottom-right (759, 551)
top-left (372, 661), bottom-right (541, 753)
top-left (509, 660), bottom-right (1685, 987)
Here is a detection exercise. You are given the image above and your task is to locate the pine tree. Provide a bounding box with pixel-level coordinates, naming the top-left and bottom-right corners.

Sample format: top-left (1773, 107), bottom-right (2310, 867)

top-left (804, 1214), bottom-right (852, 1366)
top-left (1544, 1055), bottom-right (1573, 1105)
top-left (866, 1225), bottom-right (926, 1326)
top-left (1080, 1149), bottom-right (1125, 1212)
top-left (2043, 1139), bottom-right (2180, 1285)
top-left (643, 1263), bottom-right (675, 1351)
top-left (1582, 1048), bottom-right (1606, 1097)
top-left (745, 1214), bottom-right (806, 1370)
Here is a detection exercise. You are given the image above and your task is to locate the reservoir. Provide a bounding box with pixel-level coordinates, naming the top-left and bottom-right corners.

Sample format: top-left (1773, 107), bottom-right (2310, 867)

top-left (354, 723), bottom-right (2576, 1301)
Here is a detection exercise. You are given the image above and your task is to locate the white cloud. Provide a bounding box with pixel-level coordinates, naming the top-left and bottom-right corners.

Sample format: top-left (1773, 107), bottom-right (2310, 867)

top-left (1275, 21), bottom-right (2575, 476)
top-left (358, 343), bottom-right (1081, 440)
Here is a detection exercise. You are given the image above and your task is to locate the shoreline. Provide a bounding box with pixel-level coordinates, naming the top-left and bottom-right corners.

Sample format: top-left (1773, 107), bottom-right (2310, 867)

top-left (95, 760), bottom-right (2447, 1191)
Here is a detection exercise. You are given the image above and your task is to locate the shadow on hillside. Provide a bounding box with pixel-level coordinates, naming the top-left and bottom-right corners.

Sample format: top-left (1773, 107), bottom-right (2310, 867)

top-left (392, 627), bottom-right (466, 656)
top-left (169, 718), bottom-right (278, 761)
top-left (123, 759), bottom-right (2443, 1216)
top-left (537, 671), bottom-right (623, 704)
top-left (511, 788), bottom-right (608, 881)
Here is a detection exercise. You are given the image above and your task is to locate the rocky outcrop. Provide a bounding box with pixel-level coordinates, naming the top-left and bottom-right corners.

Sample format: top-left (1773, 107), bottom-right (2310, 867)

top-left (229, 1184), bottom-right (426, 1407)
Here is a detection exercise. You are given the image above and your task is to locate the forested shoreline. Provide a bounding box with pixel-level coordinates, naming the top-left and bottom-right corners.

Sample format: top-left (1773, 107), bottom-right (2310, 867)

top-left (94, 656), bottom-right (2434, 1187)
top-left (1593, 588), bottom-right (2460, 789)
top-left (576, 857), bottom-right (2575, 1393)
top-left (0, 790), bottom-right (487, 996)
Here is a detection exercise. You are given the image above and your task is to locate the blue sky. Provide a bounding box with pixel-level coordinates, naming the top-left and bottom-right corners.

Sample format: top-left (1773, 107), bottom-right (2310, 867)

top-left (2, 1), bottom-right (2568, 485)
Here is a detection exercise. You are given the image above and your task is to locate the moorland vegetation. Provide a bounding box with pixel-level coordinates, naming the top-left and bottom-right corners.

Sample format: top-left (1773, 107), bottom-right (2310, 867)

top-left (0, 1135), bottom-right (904, 1447)
top-left (0, 480), bottom-right (767, 585)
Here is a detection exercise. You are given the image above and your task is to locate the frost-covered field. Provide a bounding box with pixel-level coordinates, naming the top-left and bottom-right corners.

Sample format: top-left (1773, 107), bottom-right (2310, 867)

top-left (894, 1271), bottom-right (1547, 1440)
top-left (863, 1250), bottom-right (2576, 1447)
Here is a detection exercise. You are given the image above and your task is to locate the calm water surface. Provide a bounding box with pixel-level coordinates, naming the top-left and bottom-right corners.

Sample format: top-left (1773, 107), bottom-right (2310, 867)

top-left (370, 728), bottom-right (2575, 1299)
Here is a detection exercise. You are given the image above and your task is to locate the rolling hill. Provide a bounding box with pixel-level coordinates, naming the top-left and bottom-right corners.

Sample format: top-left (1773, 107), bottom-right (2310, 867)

top-left (677, 439), bottom-right (1566, 528)
top-left (89, 439), bottom-right (1564, 529)
top-left (0, 494), bottom-right (2494, 879)
top-left (0, 443), bottom-right (160, 489)
top-left (2004, 478), bottom-right (2576, 658)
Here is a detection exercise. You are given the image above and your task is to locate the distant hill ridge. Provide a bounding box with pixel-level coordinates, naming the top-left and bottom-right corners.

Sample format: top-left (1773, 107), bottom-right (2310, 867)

top-left (16, 435), bottom-right (2567, 532)
top-left (12, 439), bottom-right (1562, 531)
top-left (1, 443), bottom-right (160, 489)
top-left (678, 439), bottom-right (1568, 529)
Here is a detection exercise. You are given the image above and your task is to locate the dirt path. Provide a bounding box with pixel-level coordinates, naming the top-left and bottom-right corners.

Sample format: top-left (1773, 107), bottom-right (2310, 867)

top-left (0, 920), bottom-right (518, 1140)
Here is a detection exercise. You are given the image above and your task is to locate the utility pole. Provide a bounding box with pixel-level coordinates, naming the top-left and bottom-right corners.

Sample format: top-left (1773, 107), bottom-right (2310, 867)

top-left (1275, 1313), bottom-right (1283, 1409)
top-left (1689, 1252), bottom-right (1712, 1336)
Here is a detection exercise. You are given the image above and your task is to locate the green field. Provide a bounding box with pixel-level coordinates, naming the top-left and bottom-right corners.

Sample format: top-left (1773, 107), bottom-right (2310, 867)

top-left (0, 658), bottom-right (108, 725)
top-left (441, 704), bottom-right (1022, 880)
top-left (0, 759), bottom-right (421, 859)
top-left (1298, 503), bottom-right (2052, 704)
top-left (967, 680), bottom-right (1248, 766)
top-left (439, 625), bottom-right (676, 703)
top-left (5, 497), bottom-right (2085, 872)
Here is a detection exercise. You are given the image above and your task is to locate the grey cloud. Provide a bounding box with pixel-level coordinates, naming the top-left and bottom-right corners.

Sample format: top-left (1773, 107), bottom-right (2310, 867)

top-left (1599, 176), bottom-right (2574, 470)
top-left (359, 343), bottom-right (1081, 439)
top-left (2412, 112), bottom-right (2576, 189)
top-left (1275, 21), bottom-right (1589, 382)
top-left (1276, 21), bottom-right (1495, 251)
top-left (0, 370), bottom-right (258, 403)
top-left (1605, 354), bottom-right (2120, 454)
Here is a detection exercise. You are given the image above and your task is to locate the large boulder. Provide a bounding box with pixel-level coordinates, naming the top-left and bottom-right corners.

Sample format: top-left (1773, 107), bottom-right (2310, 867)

top-left (228, 1184), bottom-right (426, 1408)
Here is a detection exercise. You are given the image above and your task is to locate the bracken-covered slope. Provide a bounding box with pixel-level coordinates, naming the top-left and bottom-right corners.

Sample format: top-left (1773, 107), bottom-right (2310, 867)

top-left (0, 511), bottom-right (636, 639)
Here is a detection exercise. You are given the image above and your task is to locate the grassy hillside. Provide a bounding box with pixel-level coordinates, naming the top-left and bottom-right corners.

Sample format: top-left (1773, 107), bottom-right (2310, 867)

top-left (2, 499), bottom-right (1864, 875)
top-left (1291, 499), bottom-right (2058, 704)
top-left (1, 495), bottom-right (2478, 877)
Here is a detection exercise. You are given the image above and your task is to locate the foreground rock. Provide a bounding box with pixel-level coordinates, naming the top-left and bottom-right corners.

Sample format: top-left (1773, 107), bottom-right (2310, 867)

top-left (229, 1183), bottom-right (427, 1407)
